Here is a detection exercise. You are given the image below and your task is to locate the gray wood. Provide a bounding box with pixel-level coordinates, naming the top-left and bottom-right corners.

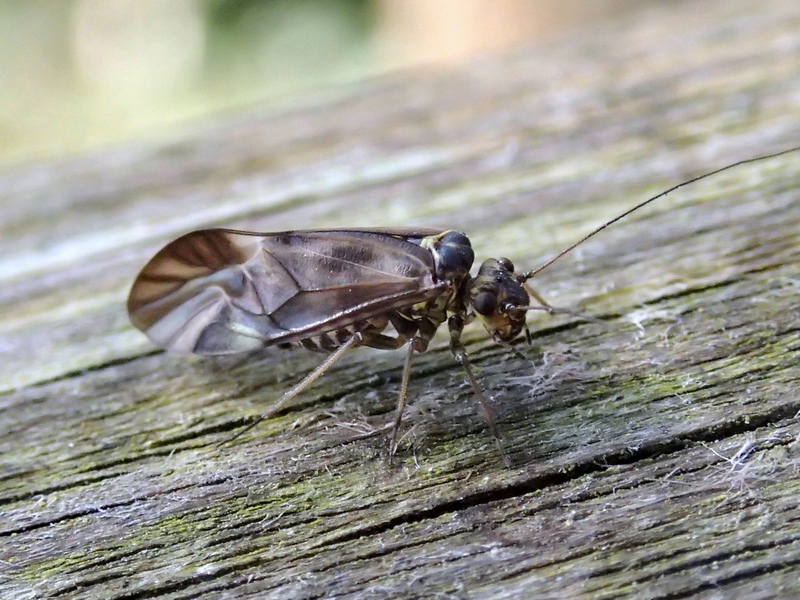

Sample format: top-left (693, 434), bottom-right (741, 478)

top-left (2, 0), bottom-right (800, 598)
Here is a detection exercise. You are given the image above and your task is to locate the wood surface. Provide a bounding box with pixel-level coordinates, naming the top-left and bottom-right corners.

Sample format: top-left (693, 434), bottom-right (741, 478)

top-left (2, 1), bottom-right (800, 598)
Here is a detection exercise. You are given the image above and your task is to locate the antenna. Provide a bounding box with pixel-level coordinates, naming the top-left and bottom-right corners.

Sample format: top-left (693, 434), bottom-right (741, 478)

top-left (519, 145), bottom-right (800, 282)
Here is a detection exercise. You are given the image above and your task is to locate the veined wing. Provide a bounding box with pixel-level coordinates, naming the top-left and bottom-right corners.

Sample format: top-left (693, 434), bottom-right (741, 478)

top-left (127, 228), bottom-right (446, 354)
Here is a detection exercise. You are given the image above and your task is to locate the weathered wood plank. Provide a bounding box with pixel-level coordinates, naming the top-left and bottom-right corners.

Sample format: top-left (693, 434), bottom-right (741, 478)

top-left (2, 1), bottom-right (800, 598)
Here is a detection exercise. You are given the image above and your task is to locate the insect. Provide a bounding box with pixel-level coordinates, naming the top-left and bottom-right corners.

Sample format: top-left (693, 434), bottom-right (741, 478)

top-left (127, 147), bottom-right (798, 459)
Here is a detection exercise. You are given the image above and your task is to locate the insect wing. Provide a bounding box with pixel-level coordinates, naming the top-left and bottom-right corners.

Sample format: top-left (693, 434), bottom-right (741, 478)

top-left (127, 228), bottom-right (445, 354)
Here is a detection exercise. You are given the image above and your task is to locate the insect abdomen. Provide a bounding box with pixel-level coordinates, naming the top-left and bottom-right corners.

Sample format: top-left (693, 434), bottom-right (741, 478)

top-left (296, 316), bottom-right (391, 352)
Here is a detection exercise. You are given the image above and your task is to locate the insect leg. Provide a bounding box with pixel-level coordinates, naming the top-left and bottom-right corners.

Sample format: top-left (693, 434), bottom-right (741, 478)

top-left (388, 342), bottom-right (416, 458)
top-left (352, 330), bottom-right (415, 458)
top-left (448, 314), bottom-right (510, 466)
top-left (495, 340), bottom-right (529, 361)
top-left (220, 332), bottom-right (364, 446)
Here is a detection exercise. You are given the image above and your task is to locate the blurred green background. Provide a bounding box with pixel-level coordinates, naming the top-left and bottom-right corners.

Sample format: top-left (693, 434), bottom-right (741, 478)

top-left (0, 0), bottom-right (638, 166)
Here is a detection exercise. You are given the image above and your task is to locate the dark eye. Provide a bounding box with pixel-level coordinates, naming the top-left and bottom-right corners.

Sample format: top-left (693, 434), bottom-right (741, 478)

top-left (497, 257), bottom-right (514, 272)
top-left (472, 291), bottom-right (497, 315)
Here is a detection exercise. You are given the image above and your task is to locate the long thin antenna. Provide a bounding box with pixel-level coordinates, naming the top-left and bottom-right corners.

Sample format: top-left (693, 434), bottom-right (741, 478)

top-left (519, 145), bottom-right (800, 281)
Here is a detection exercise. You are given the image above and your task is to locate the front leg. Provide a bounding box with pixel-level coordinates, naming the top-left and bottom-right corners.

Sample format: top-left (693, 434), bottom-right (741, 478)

top-left (448, 315), bottom-right (509, 465)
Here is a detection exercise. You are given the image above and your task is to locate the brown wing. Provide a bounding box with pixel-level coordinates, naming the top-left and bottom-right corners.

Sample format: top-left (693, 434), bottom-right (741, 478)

top-left (127, 228), bottom-right (446, 354)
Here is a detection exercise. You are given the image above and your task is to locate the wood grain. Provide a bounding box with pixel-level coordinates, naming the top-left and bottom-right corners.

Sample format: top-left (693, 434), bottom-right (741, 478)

top-left (2, 1), bottom-right (800, 598)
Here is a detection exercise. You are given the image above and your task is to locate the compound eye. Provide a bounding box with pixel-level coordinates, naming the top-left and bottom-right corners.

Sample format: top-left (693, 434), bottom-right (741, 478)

top-left (472, 291), bottom-right (497, 316)
top-left (497, 257), bottom-right (514, 272)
